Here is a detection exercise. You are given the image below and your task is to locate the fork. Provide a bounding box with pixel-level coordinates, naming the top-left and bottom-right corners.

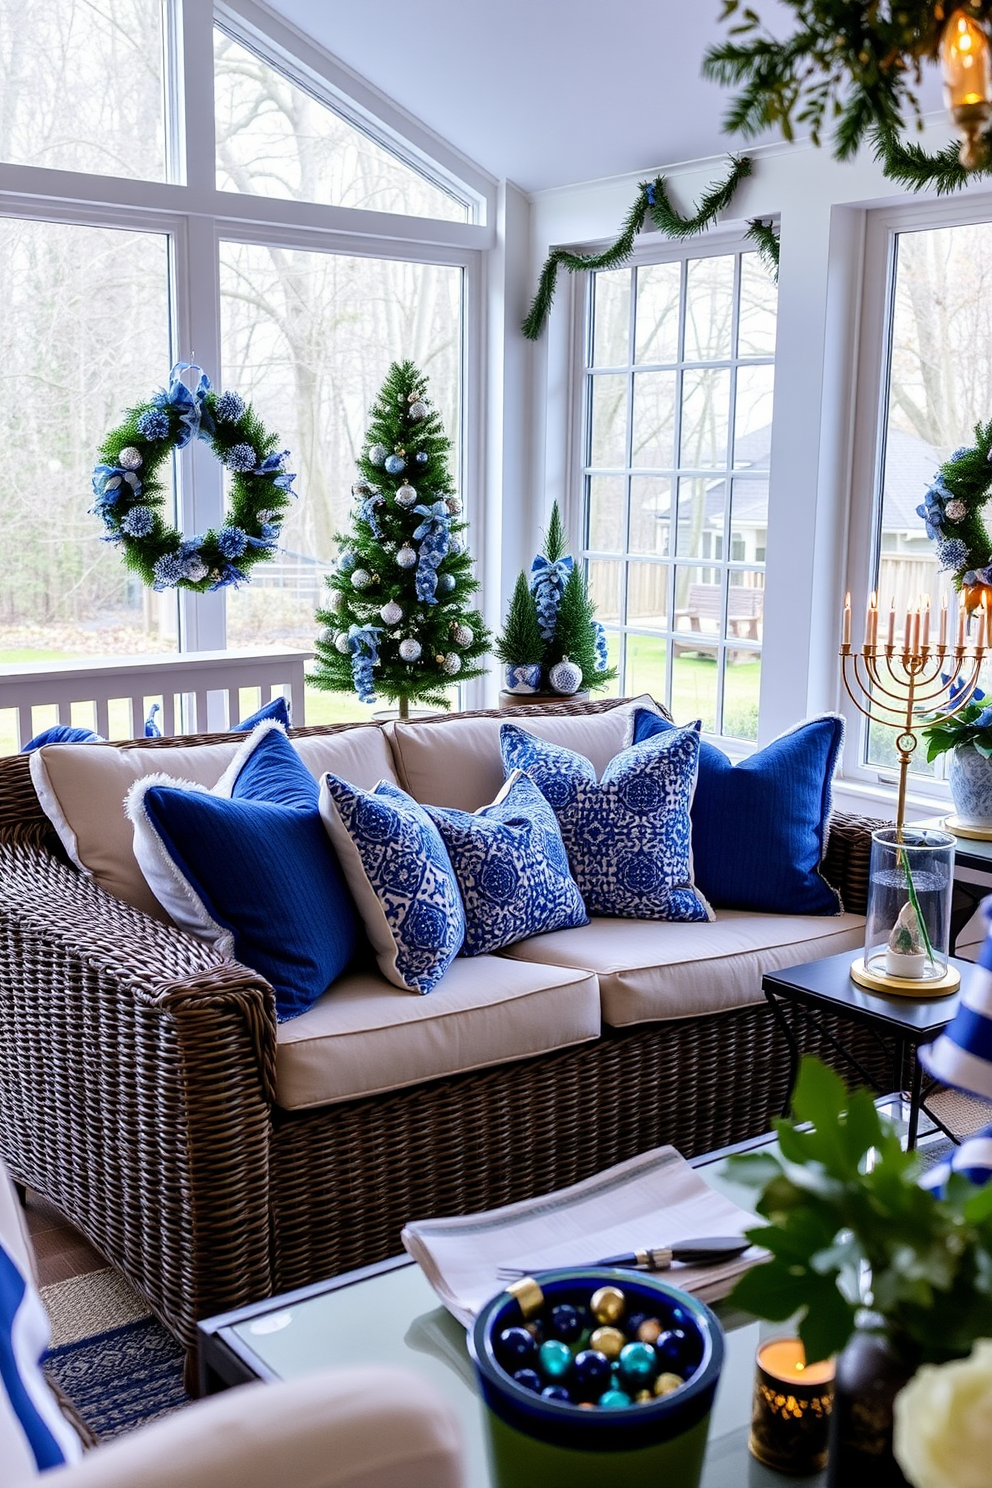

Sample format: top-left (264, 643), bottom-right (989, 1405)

top-left (495, 1236), bottom-right (750, 1280)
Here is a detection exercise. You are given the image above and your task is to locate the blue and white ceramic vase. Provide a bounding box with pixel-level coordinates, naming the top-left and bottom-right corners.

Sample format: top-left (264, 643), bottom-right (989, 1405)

top-left (948, 743), bottom-right (992, 826)
top-left (504, 663), bottom-right (542, 695)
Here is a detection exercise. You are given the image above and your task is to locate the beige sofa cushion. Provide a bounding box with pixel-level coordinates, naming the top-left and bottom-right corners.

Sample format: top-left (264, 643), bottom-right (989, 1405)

top-left (275, 955), bottom-right (600, 1108)
top-left (499, 911), bottom-right (866, 1025)
top-left (29, 726), bottom-right (396, 922)
top-left (385, 695), bottom-right (662, 811)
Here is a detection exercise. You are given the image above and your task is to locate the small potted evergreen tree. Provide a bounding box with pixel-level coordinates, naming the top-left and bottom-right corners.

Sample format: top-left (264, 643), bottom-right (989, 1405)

top-left (494, 572), bottom-right (544, 694)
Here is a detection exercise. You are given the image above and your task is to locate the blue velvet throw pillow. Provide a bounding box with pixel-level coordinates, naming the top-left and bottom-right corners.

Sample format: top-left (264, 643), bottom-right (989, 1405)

top-left (127, 722), bottom-right (358, 1021)
top-left (21, 725), bottom-right (102, 752)
top-left (632, 709), bottom-right (844, 914)
top-left (424, 770), bottom-right (589, 955)
top-left (499, 723), bottom-right (711, 923)
top-left (319, 776), bottom-right (465, 993)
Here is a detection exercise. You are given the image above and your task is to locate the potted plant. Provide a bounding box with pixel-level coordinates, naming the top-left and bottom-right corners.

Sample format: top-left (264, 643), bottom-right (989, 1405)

top-left (921, 692), bottom-right (992, 827)
top-left (727, 1057), bottom-right (992, 1483)
top-left (494, 571), bottom-right (545, 694)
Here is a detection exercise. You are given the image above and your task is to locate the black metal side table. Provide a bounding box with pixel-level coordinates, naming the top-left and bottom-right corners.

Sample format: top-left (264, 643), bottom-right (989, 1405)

top-left (763, 949), bottom-right (970, 1148)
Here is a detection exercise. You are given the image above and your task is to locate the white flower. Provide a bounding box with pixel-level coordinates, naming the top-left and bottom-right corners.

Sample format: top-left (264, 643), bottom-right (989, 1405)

top-left (894, 1339), bottom-right (992, 1488)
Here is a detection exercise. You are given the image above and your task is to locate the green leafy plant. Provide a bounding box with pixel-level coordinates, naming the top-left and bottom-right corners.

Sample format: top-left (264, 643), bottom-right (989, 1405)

top-left (493, 571), bottom-right (545, 668)
top-left (921, 697), bottom-right (992, 763)
top-left (728, 1057), bottom-right (992, 1366)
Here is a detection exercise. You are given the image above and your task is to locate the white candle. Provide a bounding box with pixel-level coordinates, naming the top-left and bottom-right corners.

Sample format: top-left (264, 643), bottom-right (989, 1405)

top-left (922, 597), bottom-right (931, 649)
top-left (958, 604), bottom-right (967, 650)
top-left (887, 601), bottom-right (897, 649)
top-left (939, 596), bottom-right (948, 650)
top-left (911, 605), bottom-right (920, 656)
top-left (842, 592), bottom-right (851, 648)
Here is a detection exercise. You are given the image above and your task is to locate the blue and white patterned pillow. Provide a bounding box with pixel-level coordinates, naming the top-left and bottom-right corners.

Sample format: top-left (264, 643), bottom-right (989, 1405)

top-left (424, 770), bottom-right (589, 955)
top-left (500, 723), bottom-right (712, 922)
top-left (319, 776), bottom-right (465, 993)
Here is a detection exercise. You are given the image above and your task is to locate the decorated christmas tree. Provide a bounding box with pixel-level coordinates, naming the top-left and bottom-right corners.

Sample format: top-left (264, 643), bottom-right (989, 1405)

top-left (494, 501), bottom-right (615, 695)
top-left (310, 361), bottom-right (488, 716)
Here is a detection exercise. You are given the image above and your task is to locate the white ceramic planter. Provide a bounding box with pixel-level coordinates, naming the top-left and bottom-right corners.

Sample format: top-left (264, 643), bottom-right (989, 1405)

top-left (948, 743), bottom-right (992, 826)
top-left (884, 947), bottom-right (927, 979)
top-left (503, 663), bottom-right (542, 695)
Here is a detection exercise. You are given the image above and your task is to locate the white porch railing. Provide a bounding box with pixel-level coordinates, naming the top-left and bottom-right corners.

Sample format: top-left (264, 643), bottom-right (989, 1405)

top-left (0, 647), bottom-right (312, 752)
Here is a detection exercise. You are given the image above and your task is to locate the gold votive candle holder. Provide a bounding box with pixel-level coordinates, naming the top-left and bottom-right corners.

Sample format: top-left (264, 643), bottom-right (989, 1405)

top-left (749, 1337), bottom-right (835, 1474)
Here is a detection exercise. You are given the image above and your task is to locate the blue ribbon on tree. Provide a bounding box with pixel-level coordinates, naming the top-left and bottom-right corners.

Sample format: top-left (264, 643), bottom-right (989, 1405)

top-left (348, 624), bottom-right (383, 704)
top-left (412, 501), bottom-right (451, 605)
top-left (151, 362), bottom-right (215, 449)
top-left (359, 494), bottom-right (385, 539)
top-left (529, 553), bottom-right (573, 641)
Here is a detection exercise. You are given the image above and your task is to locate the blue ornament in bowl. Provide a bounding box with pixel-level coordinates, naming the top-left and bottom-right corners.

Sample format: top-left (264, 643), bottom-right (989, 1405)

top-left (384, 454), bottom-right (406, 475)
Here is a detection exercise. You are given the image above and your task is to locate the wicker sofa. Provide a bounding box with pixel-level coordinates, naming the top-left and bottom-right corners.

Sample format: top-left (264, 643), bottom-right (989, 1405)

top-left (0, 695), bottom-right (886, 1361)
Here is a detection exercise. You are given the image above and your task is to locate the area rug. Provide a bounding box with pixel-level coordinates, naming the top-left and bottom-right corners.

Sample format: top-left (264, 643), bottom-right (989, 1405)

top-left (41, 1268), bottom-right (189, 1440)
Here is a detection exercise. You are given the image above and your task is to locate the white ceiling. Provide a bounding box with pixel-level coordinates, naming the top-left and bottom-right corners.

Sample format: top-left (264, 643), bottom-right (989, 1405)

top-left (267, 0), bottom-right (802, 194)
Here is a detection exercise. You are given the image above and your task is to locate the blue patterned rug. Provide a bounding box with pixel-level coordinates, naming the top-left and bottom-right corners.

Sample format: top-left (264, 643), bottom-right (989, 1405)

top-left (45, 1318), bottom-right (189, 1439)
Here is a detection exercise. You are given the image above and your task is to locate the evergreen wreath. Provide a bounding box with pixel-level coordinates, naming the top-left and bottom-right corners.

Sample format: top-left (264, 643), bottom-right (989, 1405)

top-left (90, 362), bottom-right (296, 591)
top-left (917, 419), bottom-right (992, 601)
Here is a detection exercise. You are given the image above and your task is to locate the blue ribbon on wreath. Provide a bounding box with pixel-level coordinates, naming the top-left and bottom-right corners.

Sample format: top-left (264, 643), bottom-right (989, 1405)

top-left (412, 501), bottom-right (451, 605)
top-left (348, 624), bottom-right (383, 704)
top-left (252, 450), bottom-right (296, 494)
top-left (529, 553), bottom-right (573, 641)
top-left (151, 362), bottom-right (215, 449)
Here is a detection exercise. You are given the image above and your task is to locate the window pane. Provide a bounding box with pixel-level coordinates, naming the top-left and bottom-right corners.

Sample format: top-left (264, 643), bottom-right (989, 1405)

top-left (680, 368), bottom-right (730, 468)
top-left (734, 364), bottom-right (775, 467)
top-left (587, 559), bottom-right (622, 624)
top-left (629, 476), bottom-right (672, 556)
top-left (634, 262), bottom-right (680, 364)
top-left (738, 253), bottom-right (778, 357)
top-left (684, 256), bottom-right (735, 362)
top-left (723, 650), bottom-right (761, 741)
top-left (631, 371), bottom-right (675, 468)
top-left (671, 648), bottom-right (718, 731)
top-left (731, 479), bottom-right (768, 564)
top-left (215, 31), bottom-right (468, 222)
top-left (0, 219), bottom-right (175, 662)
top-left (590, 375), bottom-right (628, 468)
top-left (587, 475), bottom-right (626, 552)
top-left (219, 243), bottom-right (463, 721)
top-left (591, 270), bottom-right (631, 367)
top-left (0, 0), bottom-right (167, 180)
top-left (676, 476), bottom-right (723, 561)
top-left (625, 632), bottom-right (667, 703)
top-left (626, 563), bottom-right (669, 629)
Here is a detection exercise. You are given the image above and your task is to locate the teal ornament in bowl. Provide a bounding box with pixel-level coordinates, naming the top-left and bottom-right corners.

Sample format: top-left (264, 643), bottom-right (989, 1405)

top-left (470, 1268), bottom-right (724, 1488)
top-left (504, 663), bottom-right (542, 695)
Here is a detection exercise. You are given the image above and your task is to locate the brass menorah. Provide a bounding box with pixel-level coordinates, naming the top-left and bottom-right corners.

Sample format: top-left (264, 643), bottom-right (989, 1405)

top-left (840, 592), bottom-right (987, 834)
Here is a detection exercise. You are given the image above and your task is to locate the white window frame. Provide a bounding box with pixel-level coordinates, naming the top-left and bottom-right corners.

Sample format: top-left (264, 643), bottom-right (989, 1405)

top-left (844, 188), bottom-right (992, 800)
top-left (566, 224), bottom-right (774, 742)
top-left (0, 0), bottom-right (494, 701)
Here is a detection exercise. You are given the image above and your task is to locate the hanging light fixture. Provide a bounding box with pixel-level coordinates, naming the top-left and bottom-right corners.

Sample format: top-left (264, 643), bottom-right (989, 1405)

top-left (940, 7), bottom-right (992, 167)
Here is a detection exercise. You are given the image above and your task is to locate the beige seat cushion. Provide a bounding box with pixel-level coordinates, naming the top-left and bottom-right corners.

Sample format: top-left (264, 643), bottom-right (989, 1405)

top-left (385, 695), bottom-right (662, 811)
top-left (498, 911), bottom-right (866, 1026)
top-left (29, 726), bottom-right (396, 923)
top-left (275, 955), bottom-right (600, 1109)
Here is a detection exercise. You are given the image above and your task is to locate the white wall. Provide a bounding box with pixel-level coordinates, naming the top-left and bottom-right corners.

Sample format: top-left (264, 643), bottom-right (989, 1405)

top-left (520, 124), bottom-right (992, 814)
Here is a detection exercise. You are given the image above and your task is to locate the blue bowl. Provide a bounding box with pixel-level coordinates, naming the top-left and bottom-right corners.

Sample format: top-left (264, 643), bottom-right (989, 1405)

top-left (469, 1268), bottom-right (724, 1488)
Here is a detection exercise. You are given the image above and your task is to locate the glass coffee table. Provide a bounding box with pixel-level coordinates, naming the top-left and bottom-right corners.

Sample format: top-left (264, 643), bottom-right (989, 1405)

top-left (198, 1135), bottom-right (826, 1487)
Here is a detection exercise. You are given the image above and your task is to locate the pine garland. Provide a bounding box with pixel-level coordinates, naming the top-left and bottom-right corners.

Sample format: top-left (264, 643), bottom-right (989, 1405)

top-left (745, 218), bottom-right (780, 278)
top-left (871, 127), bottom-right (992, 195)
top-left (522, 156), bottom-right (754, 341)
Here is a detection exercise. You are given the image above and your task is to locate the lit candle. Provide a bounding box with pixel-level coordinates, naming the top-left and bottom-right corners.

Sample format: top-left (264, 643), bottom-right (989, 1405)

top-left (887, 599), bottom-right (897, 650)
top-left (958, 603), bottom-right (967, 650)
top-left (842, 591), bottom-right (851, 648)
top-left (940, 595), bottom-right (948, 650)
top-left (749, 1338), bottom-right (835, 1475)
top-left (868, 591), bottom-right (878, 649)
top-left (911, 604), bottom-right (921, 656)
top-left (922, 596), bottom-right (931, 650)
top-left (906, 605), bottom-right (914, 655)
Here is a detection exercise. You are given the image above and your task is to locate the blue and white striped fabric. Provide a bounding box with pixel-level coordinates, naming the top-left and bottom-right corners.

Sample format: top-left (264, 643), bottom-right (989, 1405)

top-left (920, 897), bottom-right (992, 1101)
top-left (920, 1127), bottom-right (992, 1196)
top-left (0, 1168), bottom-right (81, 1475)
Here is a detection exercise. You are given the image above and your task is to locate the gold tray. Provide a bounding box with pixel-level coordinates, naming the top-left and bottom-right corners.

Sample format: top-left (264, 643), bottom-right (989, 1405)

top-left (944, 815), bottom-right (992, 841)
top-left (850, 957), bottom-right (960, 997)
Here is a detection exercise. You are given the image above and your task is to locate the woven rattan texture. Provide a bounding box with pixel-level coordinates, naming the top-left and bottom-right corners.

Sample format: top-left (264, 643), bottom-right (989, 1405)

top-left (0, 699), bottom-right (890, 1351)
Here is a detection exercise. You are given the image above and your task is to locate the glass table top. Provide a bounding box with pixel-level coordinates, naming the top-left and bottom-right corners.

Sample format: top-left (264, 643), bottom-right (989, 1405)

top-left (218, 1146), bottom-right (826, 1486)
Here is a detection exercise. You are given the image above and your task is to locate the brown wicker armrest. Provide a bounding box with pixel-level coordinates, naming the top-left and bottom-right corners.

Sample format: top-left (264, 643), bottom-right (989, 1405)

top-left (0, 840), bottom-right (278, 1344)
top-left (822, 809), bottom-right (892, 916)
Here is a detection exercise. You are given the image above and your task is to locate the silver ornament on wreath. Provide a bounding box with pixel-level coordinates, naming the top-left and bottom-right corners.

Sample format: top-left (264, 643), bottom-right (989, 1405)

top-left (396, 545), bottom-right (417, 568)
top-left (452, 623), bottom-right (473, 647)
top-left (395, 484), bottom-right (418, 508)
top-left (118, 446), bottom-right (143, 471)
top-left (441, 652), bottom-right (462, 676)
top-left (398, 638), bottom-right (422, 662)
top-left (549, 657), bottom-right (583, 695)
top-left (350, 568), bottom-right (372, 590)
top-left (380, 600), bottom-right (403, 625)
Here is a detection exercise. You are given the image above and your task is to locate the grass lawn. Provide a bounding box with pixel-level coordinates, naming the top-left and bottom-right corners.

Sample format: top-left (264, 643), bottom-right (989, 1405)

top-left (622, 633), bottom-right (761, 740)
